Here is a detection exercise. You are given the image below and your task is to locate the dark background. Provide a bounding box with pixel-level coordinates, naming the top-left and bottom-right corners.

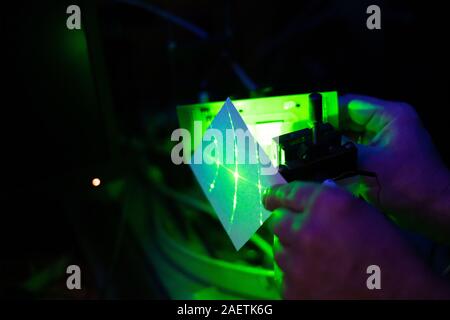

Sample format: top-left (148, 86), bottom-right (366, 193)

top-left (2, 0), bottom-right (449, 298)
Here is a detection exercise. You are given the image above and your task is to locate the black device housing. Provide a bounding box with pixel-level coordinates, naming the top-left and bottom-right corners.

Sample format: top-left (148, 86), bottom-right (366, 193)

top-left (277, 94), bottom-right (358, 182)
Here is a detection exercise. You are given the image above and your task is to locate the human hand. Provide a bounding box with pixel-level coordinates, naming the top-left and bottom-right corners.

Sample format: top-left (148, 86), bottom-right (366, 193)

top-left (340, 94), bottom-right (450, 242)
top-left (263, 181), bottom-right (450, 299)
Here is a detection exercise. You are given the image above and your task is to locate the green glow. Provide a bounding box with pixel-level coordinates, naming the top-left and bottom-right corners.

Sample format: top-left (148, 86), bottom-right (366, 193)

top-left (190, 99), bottom-right (286, 250)
top-left (255, 146), bottom-right (263, 225)
top-left (208, 134), bottom-right (220, 192)
top-left (23, 257), bottom-right (69, 293)
top-left (177, 92), bottom-right (339, 163)
top-left (62, 27), bottom-right (89, 71)
top-left (248, 121), bottom-right (282, 167)
top-left (226, 104), bottom-right (239, 226)
top-left (184, 93), bottom-right (340, 250)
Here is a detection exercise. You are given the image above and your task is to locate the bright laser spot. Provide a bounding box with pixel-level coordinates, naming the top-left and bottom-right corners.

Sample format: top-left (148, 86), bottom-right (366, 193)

top-left (92, 178), bottom-right (101, 187)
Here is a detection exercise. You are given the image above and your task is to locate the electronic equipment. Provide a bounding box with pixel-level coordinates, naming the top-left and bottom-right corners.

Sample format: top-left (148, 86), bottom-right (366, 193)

top-left (177, 91), bottom-right (341, 168)
top-left (276, 92), bottom-right (358, 182)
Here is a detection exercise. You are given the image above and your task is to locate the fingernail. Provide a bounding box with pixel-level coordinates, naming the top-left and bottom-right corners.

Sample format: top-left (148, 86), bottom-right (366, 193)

top-left (322, 179), bottom-right (337, 187)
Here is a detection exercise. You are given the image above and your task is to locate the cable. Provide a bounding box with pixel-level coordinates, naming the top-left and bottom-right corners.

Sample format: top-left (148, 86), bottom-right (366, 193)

top-left (114, 0), bottom-right (209, 40)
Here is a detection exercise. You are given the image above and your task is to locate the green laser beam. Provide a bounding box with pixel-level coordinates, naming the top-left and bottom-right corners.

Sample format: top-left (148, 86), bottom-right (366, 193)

top-left (255, 146), bottom-right (263, 226)
top-left (208, 129), bottom-right (221, 192)
top-left (226, 103), bottom-right (239, 228)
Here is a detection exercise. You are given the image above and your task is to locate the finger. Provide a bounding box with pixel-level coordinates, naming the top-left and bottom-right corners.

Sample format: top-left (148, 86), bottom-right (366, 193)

top-left (271, 208), bottom-right (297, 247)
top-left (262, 181), bottom-right (320, 212)
top-left (339, 94), bottom-right (392, 137)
